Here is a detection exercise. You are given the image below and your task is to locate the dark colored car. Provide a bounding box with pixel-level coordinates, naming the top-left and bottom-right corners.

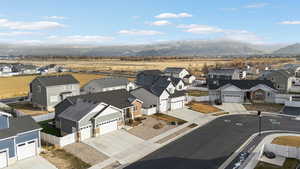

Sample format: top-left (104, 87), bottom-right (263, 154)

top-left (263, 151), bottom-right (276, 159)
top-left (215, 99), bottom-right (222, 105)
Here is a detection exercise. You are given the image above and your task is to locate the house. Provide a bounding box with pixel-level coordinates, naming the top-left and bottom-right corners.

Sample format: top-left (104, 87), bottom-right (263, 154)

top-left (0, 64), bottom-right (12, 73)
top-left (207, 68), bottom-right (241, 80)
top-left (0, 112), bottom-right (41, 168)
top-left (136, 69), bottom-right (163, 86)
top-left (30, 74), bottom-right (80, 111)
top-left (259, 69), bottom-right (300, 93)
top-left (82, 77), bottom-right (136, 94)
top-left (55, 89), bottom-right (143, 140)
top-left (281, 96), bottom-right (300, 116)
top-left (131, 85), bottom-right (186, 114)
top-left (38, 64), bottom-right (59, 74)
top-left (164, 67), bottom-right (195, 84)
top-left (208, 79), bottom-right (277, 103)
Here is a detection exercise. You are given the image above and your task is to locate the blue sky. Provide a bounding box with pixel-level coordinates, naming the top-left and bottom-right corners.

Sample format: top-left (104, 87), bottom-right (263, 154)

top-left (0, 0), bottom-right (299, 45)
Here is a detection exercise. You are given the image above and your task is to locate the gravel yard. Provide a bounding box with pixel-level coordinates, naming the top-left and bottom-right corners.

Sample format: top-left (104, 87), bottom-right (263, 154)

top-left (128, 116), bottom-right (177, 140)
top-left (64, 142), bottom-right (109, 165)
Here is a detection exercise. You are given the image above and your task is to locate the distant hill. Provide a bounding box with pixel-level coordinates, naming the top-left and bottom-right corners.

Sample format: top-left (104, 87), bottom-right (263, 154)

top-left (273, 43), bottom-right (300, 55)
top-left (0, 40), bottom-right (292, 57)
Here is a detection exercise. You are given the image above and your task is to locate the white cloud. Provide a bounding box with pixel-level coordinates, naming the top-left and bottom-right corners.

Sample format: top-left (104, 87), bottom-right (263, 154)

top-left (149, 20), bottom-right (171, 26)
top-left (177, 24), bottom-right (224, 34)
top-left (0, 18), bottom-right (65, 30)
top-left (47, 35), bottom-right (115, 44)
top-left (118, 30), bottom-right (163, 36)
top-left (279, 21), bottom-right (300, 25)
top-left (244, 3), bottom-right (268, 8)
top-left (0, 31), bottom-right (37, 37)
top-left (155, 12), bottom-right (192, 19)
top-left (45, 16), bottom-right (66, 20)
top-left (222, 30), bottom-right (264, 44)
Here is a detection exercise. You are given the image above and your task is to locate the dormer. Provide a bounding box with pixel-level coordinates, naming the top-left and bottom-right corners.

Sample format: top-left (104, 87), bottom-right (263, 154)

top-left (0, 111), bottom-right (11, 129)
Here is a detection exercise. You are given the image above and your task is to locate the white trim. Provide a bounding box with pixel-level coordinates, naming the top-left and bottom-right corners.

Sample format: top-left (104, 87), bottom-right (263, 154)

top-left (16, 139), bottom-right (37, 160)
top-left (0, 148), bottom-right (8, 168)
top-left (0, 111), bottom-right (12, 117)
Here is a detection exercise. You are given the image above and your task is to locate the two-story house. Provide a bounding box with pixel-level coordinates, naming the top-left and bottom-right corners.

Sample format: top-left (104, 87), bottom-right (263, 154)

top-left (164, 67), bottom-right (196, 84)
top-left (0, 111), bottom-right (41, 168)
top-left (30, 74), bottom-right (80, 111)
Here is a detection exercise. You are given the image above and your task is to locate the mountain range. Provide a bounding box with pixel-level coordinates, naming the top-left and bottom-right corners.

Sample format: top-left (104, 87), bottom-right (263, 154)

top-left (0, 40), bottom-right (298, 57)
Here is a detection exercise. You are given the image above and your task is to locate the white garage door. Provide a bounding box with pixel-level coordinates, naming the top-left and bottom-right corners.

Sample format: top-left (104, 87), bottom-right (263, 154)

top-left (223, 95), bottom-right (242, 103)
top-left (0, 151), bottom-right (7, 169)
top-left (17, 140), bottom-right (36, 160)
top-left (100, 120), bottom-right (117, 135)
top-left (80, 127), bottom-right (92, 141)
top-left (160, 100), bottom-right (168, 112)
top-left (170, 101), bottom-right (184, 110)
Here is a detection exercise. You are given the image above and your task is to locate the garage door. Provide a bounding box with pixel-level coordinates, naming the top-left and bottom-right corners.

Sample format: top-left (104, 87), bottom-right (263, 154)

top-left (223, 95), bottom-right (241, 103)
top-left (160, 100), bottom-right (168, 112)
top-left (100, 120), bottom-right (117, 135)
top-left (80, 127), bottom-right (92, 141)
top-left (0, 151), bottom-right (7, 169)
top-left (170, 101), bottom-right (184, 110)
top-left (17, 140), bottom-right (36, 160)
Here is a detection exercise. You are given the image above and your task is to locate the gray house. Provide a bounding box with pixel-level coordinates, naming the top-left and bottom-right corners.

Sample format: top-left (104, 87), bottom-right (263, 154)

top-left (81, 77), bottom-right (136, 94)
top-left (0, 111), bottom-right (41, 168)
top-left (55, 89), bottom-right (143, 140)
top-left (208, 80), bottom-right (277, 103)
top-left (30, 74), bottom-right (80, 111)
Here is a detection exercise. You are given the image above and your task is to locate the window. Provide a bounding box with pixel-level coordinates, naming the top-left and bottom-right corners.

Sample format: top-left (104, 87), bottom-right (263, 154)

top-left (133, 105), bottom-right (137, 111)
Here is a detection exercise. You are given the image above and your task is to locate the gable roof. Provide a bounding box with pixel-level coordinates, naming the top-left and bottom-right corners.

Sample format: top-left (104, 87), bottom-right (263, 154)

top-left (130, 87), bottom-right (157, 108)
top-left (208, 68), bottom-right (238, 75)
top-left (33, 74), bottom-right (79, 87)
top-left (208, 80), bottom-right (276, 90)
top-left (137, 70), bottom-right (163, 76)
top-left (64, 89), bottom-right (136, 110)
top-left (0, 116), bottom-right (41, 140)
top-left (169, 90), bottom-right (186, 98)
top-left (164, 67), bottom-right (186, 74)
top-left (83, 77), bottom-right (129, 89)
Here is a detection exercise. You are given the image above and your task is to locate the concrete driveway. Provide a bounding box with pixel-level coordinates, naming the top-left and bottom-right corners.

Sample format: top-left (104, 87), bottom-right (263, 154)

top-left (5, 156), bottom-right (57, 169)
top-left (163, 107), bottom-right (210, 124)
top-left (215, 103), bottom-right (247, 113)
top-left (84, 130), bottom-right (145, 157)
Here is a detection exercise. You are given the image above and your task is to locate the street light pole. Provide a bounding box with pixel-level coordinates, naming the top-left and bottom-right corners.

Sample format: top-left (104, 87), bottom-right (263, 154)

top-left (257, 110), bottom-right (262, 136)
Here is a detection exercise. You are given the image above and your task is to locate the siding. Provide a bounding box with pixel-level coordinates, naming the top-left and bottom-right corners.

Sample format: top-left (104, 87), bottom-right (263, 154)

top-left (60, 118), bottom-right (77, 134)
top-left (0, 138), bottom-right (15, 158)
top-left (0, 115), bottom-right (9, 129)
top-left (46, 84), bottom-right (80, 108)
top-left (15, 130), bottom-right (40, 146)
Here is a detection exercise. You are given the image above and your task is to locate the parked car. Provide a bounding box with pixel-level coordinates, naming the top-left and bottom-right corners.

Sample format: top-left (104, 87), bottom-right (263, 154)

top-left (215, 99), bottom-right (222, 105)
top-left (263, 151), bottom-right (276, 159)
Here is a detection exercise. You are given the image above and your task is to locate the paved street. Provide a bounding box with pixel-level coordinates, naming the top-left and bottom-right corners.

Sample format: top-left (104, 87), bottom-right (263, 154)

top-left (124, 114), bottom-right (300, 169)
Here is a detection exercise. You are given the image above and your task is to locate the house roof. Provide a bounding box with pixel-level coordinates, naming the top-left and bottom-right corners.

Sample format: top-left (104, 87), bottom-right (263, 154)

top-left (65, 89), bottom-right (136, 110)
top-left (0, 116), bottom-right (41, 140)
top-left (58, 100), bottom-right (100, 122)
top-left (130, 87), bottom-right (157, 108)
top-left (208, 68), bottom-right (238, 75)
top-left (34, 74), bottom-right (79, 87)
top-left (164, 67), bottom-right (186, 74)
top-left (208, 79), bottom-right (276, 90)
top-left (170, 90), bottom-right (186, 98)
top-left (137, 69), bottom-right (163, 76)
top-left (83, 77), bottom-right (129, 89)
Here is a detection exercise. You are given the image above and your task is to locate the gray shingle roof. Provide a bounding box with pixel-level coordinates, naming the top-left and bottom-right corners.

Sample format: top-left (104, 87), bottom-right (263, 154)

top-left (130, 88), bottom-right (157, 108)
top-left (208, 80), bottom-right (276, 90)
top-left (170, 91), bottom-right (186, 98)
top-left (83, 77), bottom-right (129, 89)
top-left (209, 68), bottom-right (238, 75)
top-left (35, 74), bottom-right (79, 87)
top-left (0, 116), bottom-right (41, 140)
top-left (164, 67), bottom-right (185, 74)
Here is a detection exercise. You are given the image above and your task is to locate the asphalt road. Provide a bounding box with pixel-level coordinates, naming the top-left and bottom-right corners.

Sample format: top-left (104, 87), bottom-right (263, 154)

top-left (124, 114), bottom-right (300, 169)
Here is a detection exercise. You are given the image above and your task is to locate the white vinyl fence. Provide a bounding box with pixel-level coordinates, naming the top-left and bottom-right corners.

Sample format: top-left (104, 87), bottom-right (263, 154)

top-left (264, 143), bottom-right (300, 159)
top-left (32, 113), bottom-right (55, 122)
top-left (187, 96), bottom-right (209, 102)
top-left (41, 132), bottom-right (76, 147)
top-left (142, 107), bottom-right (157, 115)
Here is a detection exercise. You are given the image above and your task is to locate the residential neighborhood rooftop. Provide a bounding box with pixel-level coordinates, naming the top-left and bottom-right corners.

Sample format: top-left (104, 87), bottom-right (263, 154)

top-left (33, 74), bottom-right (79, 87)
top-left (208, 79), bottom-right (276, 90)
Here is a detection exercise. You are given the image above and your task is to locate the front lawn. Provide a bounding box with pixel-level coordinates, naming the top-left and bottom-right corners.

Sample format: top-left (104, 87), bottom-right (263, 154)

top-left (187, 90), bottom-right (208, 97)
top-left (187, 102), bottom-right (221, 114)
top-left (255, 158), bottom-right (300, 169)
top-left (272, 136), bottom-right (300, 147)
top-left (151, 113), bottom-right (186, 125)
top-left (243, 103), bottom-right (284, 113)
top-left (39, 120), bottom-right (61, 137)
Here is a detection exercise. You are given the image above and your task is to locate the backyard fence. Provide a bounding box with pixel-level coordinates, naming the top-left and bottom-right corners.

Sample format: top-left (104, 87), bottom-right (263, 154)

top-left (41, 132), bottom-right (76, 147)
top-left (187, 86), bottom-right (208, 91)
top-left (32, 113), bottom-right (55, 122)
top-left (264, 143), bottom-right (300, 159)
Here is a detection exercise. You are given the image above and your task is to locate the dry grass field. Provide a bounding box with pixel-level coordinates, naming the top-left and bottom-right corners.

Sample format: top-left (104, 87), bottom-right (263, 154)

top-left (272, 136), bottom-right (300, 147)
top-left (0, 73), bottom-right (105, 99)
